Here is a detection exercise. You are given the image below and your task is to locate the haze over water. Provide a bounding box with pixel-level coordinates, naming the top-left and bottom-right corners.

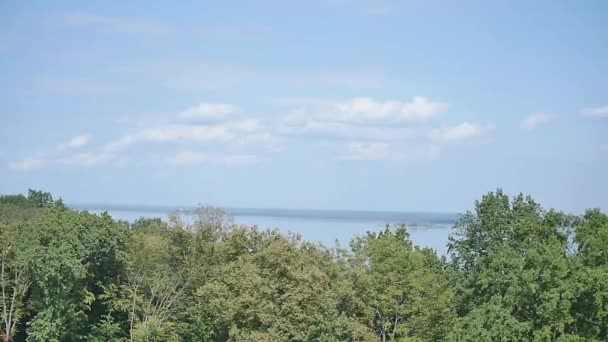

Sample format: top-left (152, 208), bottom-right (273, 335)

top-left (75, 204), bottom-right (457, 256)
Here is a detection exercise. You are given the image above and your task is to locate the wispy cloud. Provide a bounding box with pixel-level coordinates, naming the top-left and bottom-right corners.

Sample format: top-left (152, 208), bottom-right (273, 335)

top-left (106, 119), bottom-right (266, 151)
top-left (278, 96), bottom-right (450, 160)
top-left (57, 134), bottom-right (91, 150)
top-left (169, 151), bottom-right (259, 166)
top-left (56, 153), bottom-right (115, 167)
top-left (97, 101), bottom-right (283, 166)
top-left (265, 97), bottom-right (342, 107)
top-left (10, 95), bottom-right (469, 169)
top-left (9, 152), bottom-right (115, 171)
top-left (116, 116), bottom-right (131, 124)
top-left (279, 96), bottom-right (446, 141)
top-left (431, 122), bottom-right (495, 142)
top-left (339, 142), bottom-right (395, 160)
top-left (49, 11), bottom-right (274, 42)
top-left (521, 113), bottom-right (555, 130)
top-left (48, 11), bottom-right (171, 35)
top-left (198, 24), bottom-right (273, 41)
top-left (325, 97), bottom-right (447, 124)
top-left (581, 105), bottom-right (608, 119)
top-left (280, 111), bottom-right (413, 141)
top-left (339, 141), bottom-right (440, 161)
top-left (328, 0), bottom-right (428, 16)
top-left (35, 76), bottom-right (123, 97)
top-left (119, 60), bottom-right (386, 91)
top-left (8, 157), bottom-right (50, 171)
top-left (179, 103), bottom-right (237, 121)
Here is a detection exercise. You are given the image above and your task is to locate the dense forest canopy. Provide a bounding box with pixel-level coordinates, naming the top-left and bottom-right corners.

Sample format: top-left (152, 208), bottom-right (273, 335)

top-left (0, 189), bottom-right (607, 341)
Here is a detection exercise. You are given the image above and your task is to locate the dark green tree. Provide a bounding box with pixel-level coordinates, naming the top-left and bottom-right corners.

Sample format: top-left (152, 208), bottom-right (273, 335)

top-left (448, 190), bottom-right (579, 341)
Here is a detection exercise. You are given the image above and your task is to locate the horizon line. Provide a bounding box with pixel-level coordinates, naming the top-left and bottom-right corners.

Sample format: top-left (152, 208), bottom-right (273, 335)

top-left (67, 202), bottom-right (461, 216)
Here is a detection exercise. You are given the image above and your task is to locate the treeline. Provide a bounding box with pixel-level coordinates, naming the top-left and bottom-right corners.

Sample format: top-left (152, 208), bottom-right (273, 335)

top-left (0, 189), bottom-right (607, 341)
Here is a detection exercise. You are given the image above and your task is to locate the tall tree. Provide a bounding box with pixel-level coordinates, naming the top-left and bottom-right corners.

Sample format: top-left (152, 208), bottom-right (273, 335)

top-left (20, 208), bottom-right (129, 342)
top-left (349, 226), bottom-right (455, 341)
top-left (571, 209), bottom-right (608, 339)
top-left (448, 190), bottom-right (578, 340)
top-left (25, 191), bottom-right (53, 209)
top-left (0, 222), bottom-right (29, 342)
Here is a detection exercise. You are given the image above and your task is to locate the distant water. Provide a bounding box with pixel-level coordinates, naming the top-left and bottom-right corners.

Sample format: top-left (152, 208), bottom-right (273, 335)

top-left (73, 205), bottom-right (457, 256)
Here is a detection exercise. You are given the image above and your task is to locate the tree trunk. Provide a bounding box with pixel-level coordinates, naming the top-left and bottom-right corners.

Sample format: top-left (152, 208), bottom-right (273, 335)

top-left (1, 254), bottom-right (8, 342)
top-left (391, 316), bottom-right (399, 341)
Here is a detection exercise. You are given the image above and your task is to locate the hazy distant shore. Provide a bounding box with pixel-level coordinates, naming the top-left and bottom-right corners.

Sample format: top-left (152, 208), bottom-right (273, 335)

top-left (68, 203), bottom-right (459, 227)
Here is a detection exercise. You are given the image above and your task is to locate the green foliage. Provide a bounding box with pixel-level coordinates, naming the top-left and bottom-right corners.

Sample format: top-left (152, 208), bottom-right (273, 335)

top-left (1, 189), bottom-right (608, 341)
top-left (17, 207), bottom-right (129, 341)
top-left (448, 189), bottom-right (607, 341)
top-left (348, 226), bottom-right (455, 341)
top-left (193, 228), bottom-right (359, 340)
top-left (571, 209), bottom-right (608, 340)
top-left (0, 195), bottom-right (31, 208)
top-left (88, 314), bottom-right (127, 342)
top-left (26, 190), bottom-right (54, 209)
top-left (447, 297), bottom-right (532, 341)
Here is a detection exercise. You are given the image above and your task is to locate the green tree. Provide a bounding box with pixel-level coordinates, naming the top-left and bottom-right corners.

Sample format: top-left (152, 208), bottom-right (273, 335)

top-left (0, 195), bottom-right (30, 209)
top-left (571, 209), bottom-right (608, 339)
top-left (26, 190), bottom-right (53, 209)
top-left (21, 208), bottom-right (129, 342)
top-left (448, 190), bottom-right (579, 341)
top-left (191, 225), bottom-right (369, 341)
top-left (124, 232), bottom-right (184, 342)
top-left (348, 226), bottom-right (455, 341)
top-left (88, 313), bottom-right (127, 342)
top-left (0, 221), bottom-right (30, 342)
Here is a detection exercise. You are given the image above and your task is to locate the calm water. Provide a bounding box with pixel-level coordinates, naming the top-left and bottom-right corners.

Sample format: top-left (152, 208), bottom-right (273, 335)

top-left (79, 206), bottom-right (457, 256)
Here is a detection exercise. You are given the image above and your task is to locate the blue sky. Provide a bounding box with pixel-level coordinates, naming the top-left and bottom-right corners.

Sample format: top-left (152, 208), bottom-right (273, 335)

top-left (0, 0), bottom-right (606, 213)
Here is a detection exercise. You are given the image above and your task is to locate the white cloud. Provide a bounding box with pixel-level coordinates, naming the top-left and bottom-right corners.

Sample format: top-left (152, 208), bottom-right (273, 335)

top-left (103, 104), bottom-right (280, 165)
top-left (57, 134), bottom-right (91, 150)
top-left (280, 110), bottom-right (412, 140)
top-left (179, 103), bottom-right (237, 120)
top-left (106, 119), bottom-right (264, 151)
top-left (324, 96), bottom-right (447, 124)
top-left (521, 113), bottom-right (555, 130)
top-left (581, 106), bottom-right (608, 119)
top-left (279, 96), bottom-right (445, 141)
top-left (431, 122), bottom-right (495, 142)
top-left (277, 96), bottom-right (450, 160)
top-left (169, 151), bottom-right (259, 166)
